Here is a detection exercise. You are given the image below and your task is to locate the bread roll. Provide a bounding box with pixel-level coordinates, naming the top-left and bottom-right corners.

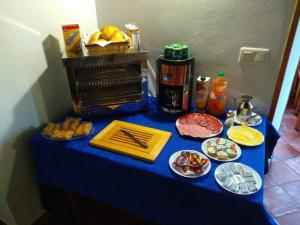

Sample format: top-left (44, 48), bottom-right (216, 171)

top-left (82, 122), bottom-right (92, 136)
top-left (74, 124), bottom-right (84, 137)
top-left (42, 123), bottom-right (56, 136)
top-left (63, 117), bottom-right (80, 130)
top-left (62, 130), bottom-right (74, 140)
top-left (52, 130), bottom-right (74, 140)
top-left (70, 119), bottom-right (80, 131)
top-left (74, 122), bottom-right (92, 137)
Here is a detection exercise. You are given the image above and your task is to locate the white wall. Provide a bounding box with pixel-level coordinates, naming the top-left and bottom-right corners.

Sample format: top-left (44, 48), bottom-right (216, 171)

top-left (273, 19), bottom-right (300, 130)
top-left (0, 0), bottom-right (98, 224)
top-left (95, 0), bottom-right (295, 115)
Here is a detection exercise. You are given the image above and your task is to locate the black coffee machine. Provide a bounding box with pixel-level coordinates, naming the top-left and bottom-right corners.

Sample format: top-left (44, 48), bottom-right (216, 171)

top-left (157, 43), bottom-right (194, 113)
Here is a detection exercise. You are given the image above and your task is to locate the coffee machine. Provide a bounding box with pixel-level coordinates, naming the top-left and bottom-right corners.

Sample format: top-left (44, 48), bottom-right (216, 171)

top-left (157, 44), bottom-right (194, 113)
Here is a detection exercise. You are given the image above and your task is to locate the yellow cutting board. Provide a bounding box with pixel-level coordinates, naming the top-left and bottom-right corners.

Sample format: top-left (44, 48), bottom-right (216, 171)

top-left (89, 120), bottom-right (172, 162)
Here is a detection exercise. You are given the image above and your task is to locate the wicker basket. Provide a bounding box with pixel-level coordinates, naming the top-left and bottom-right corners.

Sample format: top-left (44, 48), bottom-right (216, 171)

top-left (85, 41), bottom-right (130, 55)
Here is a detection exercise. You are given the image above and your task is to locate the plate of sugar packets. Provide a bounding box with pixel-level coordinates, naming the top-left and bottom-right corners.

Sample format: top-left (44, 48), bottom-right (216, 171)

top-left (214, 162), bottom-right (262, 195)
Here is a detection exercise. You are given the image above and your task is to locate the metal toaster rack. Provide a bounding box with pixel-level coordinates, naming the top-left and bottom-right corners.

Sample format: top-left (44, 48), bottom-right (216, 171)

top-left (62, 50), bottom-right (148, 117)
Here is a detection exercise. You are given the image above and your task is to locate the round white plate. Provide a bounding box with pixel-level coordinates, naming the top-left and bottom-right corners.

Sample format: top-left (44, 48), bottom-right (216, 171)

top-left (176, 113), bottom-right (223, 138)
top-left (201, 138), bottom-right (241, 162)
top-left (233, 111), bottom-right (262, 127)
top-left (214, 162), bottom-right (262, 195)
top-left (169, 150), bottom-right (211, 178)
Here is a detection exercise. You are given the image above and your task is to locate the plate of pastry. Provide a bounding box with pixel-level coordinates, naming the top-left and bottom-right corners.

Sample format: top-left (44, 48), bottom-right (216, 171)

top-left (169, 150), bottom-right (211, 178)
top-left (201, 138), bottom-right (241, 162)
top-left (42, 117), bottom-right (93, 141)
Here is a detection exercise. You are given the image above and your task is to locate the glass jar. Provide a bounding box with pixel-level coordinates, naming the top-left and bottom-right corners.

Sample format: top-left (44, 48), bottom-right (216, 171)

top-left (225, 110), bottom-right (235, 128)
top-left (195, 75), bottom-right (210, 112)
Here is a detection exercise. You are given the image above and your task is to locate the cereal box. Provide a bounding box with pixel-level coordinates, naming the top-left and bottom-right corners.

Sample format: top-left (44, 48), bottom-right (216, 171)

top-left (62, 24), bottom-right (81, 52)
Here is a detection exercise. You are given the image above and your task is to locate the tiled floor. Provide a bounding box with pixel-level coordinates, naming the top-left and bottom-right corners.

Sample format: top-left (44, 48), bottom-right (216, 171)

top-left (264, 106), bottom-right (300, 224)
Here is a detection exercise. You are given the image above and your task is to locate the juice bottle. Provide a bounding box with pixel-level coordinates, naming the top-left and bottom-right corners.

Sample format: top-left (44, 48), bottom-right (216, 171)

top-left (207, 71), bottom-right (228, 116)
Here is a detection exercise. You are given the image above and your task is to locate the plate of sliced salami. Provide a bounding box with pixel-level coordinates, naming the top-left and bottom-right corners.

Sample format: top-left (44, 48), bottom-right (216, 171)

top-left (176, 113), bottom-right (223, 138)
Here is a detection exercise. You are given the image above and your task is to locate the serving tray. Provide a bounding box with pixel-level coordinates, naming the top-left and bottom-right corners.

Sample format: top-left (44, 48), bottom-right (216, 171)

top-left (89, 120), bottom-right (172, 162)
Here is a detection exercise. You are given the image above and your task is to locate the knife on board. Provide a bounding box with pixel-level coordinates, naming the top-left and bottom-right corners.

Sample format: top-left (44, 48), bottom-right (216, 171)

top-left (121, 129), bottom-right (149, 149)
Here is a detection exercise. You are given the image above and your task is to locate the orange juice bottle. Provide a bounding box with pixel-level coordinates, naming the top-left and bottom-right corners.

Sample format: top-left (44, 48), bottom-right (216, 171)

top-left (207, 71), bottom-right (228, 116)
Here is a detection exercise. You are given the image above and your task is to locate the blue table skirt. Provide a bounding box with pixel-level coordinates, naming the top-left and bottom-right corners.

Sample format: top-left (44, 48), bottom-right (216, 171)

top-left (30, 98), bottom-right (276, 225)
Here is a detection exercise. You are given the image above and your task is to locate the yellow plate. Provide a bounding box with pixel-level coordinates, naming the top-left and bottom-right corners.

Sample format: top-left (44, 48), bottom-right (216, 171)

top-left (89, 120), bottom-right (172, 162)
top-left (227, 125), bottom-right (264, 146)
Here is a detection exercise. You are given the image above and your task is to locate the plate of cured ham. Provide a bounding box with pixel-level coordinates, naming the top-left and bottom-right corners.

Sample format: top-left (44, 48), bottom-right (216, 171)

top-left (176, 113), bottom-right (223, 138)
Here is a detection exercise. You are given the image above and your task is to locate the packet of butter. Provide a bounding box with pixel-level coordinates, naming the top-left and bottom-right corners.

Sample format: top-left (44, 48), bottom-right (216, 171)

top-left (62, 24), bottom-right (82, 52)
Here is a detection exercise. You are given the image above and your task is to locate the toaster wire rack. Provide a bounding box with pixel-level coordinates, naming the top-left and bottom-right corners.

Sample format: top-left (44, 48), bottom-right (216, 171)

top-left (62, 48), bottom-right (148, 117)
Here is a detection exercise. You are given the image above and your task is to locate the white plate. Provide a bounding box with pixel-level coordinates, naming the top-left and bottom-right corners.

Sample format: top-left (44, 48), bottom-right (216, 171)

top-left (169, 150), bottom-right (211, 178)
top-left (176, 113), bottom-right (223, 138)
top-left (214, 162), bottom-right (262, 195)
top-left (233, 111), bottom-right (262, 127)
top-left (201, 138), bottom-right (241, 162)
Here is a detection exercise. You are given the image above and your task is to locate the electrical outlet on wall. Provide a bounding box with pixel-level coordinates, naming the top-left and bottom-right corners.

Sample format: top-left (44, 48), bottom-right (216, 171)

top-left (239, 47), bottom-right (270, 64)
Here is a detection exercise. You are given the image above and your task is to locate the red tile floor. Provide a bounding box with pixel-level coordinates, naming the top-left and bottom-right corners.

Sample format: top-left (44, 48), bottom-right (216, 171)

top-left (264, 106), bottom-right (300, 225)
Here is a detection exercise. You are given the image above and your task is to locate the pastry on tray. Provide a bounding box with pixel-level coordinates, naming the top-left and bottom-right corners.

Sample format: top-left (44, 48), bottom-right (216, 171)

top-left (63, 117), bottom-right (81, 131)
top-left (42, 117), bottom-right (92, 141)
top-left (53, 130), bottom-right (74, 141)
top-left (74, 122), bottom-right (92, 137)
top-left (42, 123), bottom-right (61, 137)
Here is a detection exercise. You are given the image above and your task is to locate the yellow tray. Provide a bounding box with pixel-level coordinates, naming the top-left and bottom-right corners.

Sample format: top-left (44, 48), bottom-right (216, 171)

top-left (89, 120), bottom-right (172, 162)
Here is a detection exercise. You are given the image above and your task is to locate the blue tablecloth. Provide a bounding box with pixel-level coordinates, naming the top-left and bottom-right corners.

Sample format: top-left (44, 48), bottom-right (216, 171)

top-left (30, 98), bottom-right (276, 225)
